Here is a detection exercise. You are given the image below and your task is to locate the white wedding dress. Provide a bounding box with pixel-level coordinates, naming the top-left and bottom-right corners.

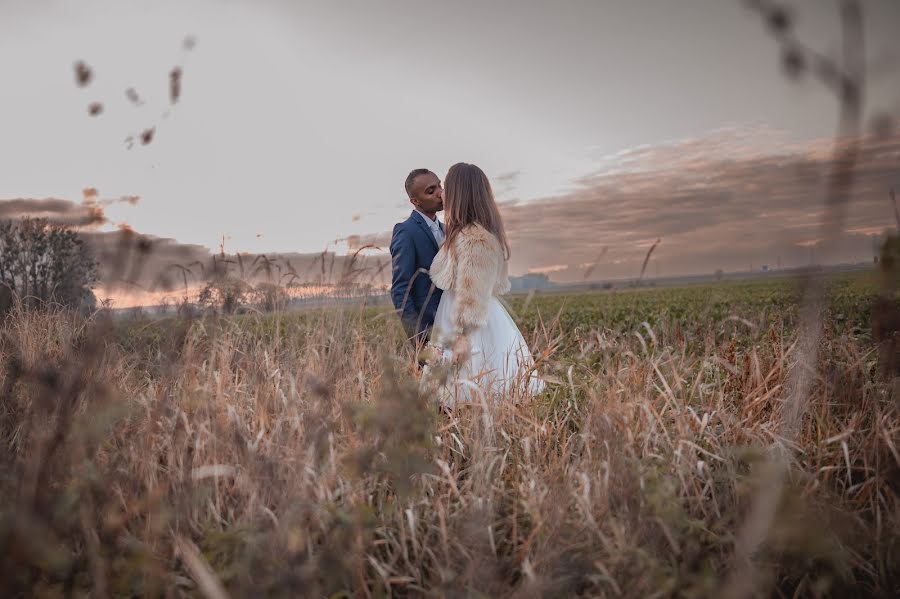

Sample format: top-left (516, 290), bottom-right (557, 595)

top-left (430, 291), bottom-right (545, 408)
top-left (424, 223), bottom-right (545, 409)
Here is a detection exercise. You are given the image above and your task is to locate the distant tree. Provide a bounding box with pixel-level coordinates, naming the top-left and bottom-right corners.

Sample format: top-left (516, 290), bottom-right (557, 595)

top-left (253, 282), bottom-right (289, 312)
top-left (715, 269), bottom-right (724, 281)
top-left (0, 285), bottom-right (11, 315)
top-left (197, 276), bottom-right (250, 314)
top-left (0, 217), bottom-right (97, 312)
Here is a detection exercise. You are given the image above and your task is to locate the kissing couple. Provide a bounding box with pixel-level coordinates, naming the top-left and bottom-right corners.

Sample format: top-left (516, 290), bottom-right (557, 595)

top-left (390, 163), bottom-right (545, 408)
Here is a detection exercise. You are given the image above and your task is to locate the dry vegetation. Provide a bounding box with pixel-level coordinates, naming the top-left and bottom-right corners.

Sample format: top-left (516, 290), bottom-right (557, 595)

top-left (1, 274), bottom-right (898, 598)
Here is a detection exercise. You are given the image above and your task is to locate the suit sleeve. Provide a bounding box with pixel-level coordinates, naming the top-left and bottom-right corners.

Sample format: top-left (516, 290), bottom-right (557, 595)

top-left (389, 225), bottom-right (419, 332)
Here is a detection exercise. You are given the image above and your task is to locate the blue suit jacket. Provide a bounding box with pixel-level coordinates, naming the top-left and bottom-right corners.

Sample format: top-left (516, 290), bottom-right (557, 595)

top-left (390, 211), bottom-right (444, 341)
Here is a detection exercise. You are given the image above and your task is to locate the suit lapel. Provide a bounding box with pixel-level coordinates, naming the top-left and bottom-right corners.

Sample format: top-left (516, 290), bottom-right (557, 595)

top-left (410, 211), bottom-right (439, 253)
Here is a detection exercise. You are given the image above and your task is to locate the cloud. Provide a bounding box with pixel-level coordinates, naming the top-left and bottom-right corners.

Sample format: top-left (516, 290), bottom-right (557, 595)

top-left (0, 197), bottom-right (107, 227)
top-left (83, 228), bottom-right (391, 301)
top-left (527, 264), bottom-right (568, 274)
top-left (344, 230), bottom-right (393, 251)
top-left (0, 191), bottom-right (141, 229)
top-left (82, 187), bottom-right (141, 207)
top-left (348, 126), bottom-right (899, 282)
top-left (496, 126), bottom-right (900, 281)
top-left (495, 170), bottom-right (520, 184)
top-left (493, 170), bottom-right (521, 198)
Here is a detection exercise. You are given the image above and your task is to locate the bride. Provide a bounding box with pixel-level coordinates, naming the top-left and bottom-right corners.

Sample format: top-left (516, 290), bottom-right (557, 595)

top-left (423, 162), bottom-right (545, 408)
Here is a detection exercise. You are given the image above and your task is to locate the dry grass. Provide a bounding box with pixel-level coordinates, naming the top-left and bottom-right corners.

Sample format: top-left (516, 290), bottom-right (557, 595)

top-left (0, 289), bottom-right (898, 597)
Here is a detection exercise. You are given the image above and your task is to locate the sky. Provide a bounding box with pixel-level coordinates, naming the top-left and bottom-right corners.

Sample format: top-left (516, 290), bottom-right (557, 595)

top-left (1, 0), bottom-right (899, 294)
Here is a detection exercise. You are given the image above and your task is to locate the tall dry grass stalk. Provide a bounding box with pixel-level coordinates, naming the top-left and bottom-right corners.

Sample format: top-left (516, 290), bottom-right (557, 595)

top-left (725, 3), bottom-right (869, 596)
top-left (0, 292), bottom-right (897, 597)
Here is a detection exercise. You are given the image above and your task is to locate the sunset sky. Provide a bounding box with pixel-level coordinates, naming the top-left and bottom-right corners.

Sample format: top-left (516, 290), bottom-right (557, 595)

top-left (1, 0), bottom-right (899, 289)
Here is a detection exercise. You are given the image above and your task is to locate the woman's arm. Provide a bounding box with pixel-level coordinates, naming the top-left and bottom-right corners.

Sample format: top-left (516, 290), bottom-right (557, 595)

top-left (451, 226), bottom-right (503, 334)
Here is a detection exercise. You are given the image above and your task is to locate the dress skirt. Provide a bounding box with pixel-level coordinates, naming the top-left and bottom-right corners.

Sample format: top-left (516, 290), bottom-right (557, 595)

top-left (427, 290), bottom-right (546, 408)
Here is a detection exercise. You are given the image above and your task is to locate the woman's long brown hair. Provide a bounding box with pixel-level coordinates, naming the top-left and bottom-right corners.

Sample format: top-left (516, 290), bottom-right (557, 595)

top-left (443, 162), bottom-right (510, 259)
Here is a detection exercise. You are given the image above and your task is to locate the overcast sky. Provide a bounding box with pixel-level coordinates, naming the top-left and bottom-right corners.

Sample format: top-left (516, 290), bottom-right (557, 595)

top-left (1, 0), bottom-right (899, 282)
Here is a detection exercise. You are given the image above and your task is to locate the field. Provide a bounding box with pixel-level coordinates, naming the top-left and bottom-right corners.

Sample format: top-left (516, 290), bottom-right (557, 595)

top-left (1, 272), bottom-right (898, 597)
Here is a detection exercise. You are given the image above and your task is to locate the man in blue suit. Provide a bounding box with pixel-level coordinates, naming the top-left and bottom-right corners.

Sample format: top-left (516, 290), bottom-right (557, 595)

top-left (390, 168), bottom-right (445, 346)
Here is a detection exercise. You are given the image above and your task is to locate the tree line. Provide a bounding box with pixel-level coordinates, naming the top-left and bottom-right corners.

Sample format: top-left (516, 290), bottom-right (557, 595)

top-left (0, 217), bottom-right (97, 314)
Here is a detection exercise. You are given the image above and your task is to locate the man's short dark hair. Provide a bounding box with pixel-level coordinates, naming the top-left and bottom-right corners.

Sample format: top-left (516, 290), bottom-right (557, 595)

top-left (405, 168), bottom-right (433, 199)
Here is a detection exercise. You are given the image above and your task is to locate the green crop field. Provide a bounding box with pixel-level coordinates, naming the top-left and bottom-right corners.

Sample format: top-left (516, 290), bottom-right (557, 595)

top-left (505, 271), bottom-right (879, 352)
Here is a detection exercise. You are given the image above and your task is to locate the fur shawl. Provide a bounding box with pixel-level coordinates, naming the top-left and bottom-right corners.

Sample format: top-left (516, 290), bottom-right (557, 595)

top-left (429, 223), bottom-right (510, 332)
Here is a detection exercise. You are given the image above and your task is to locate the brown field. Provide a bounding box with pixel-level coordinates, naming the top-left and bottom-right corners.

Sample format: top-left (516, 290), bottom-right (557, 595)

top-left (1, 274), bottom-right (898, 597)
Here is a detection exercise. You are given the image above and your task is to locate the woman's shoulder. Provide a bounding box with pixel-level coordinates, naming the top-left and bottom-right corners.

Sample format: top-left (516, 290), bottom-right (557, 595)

top-left (455, 223), bottom-right (502, 249)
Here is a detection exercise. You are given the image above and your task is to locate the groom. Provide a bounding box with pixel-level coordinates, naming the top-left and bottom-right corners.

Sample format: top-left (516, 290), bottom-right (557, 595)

top-left (390, 168), bottom-right (445, 345)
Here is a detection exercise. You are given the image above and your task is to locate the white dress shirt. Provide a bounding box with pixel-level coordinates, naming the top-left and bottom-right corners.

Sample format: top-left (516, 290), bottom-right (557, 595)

top-left (415, 209), bottom-right (445, 246)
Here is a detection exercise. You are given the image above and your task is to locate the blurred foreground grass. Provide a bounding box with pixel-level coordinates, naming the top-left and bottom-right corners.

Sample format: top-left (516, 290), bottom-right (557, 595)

top-left (1, 271), bottom-right (898, 597)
